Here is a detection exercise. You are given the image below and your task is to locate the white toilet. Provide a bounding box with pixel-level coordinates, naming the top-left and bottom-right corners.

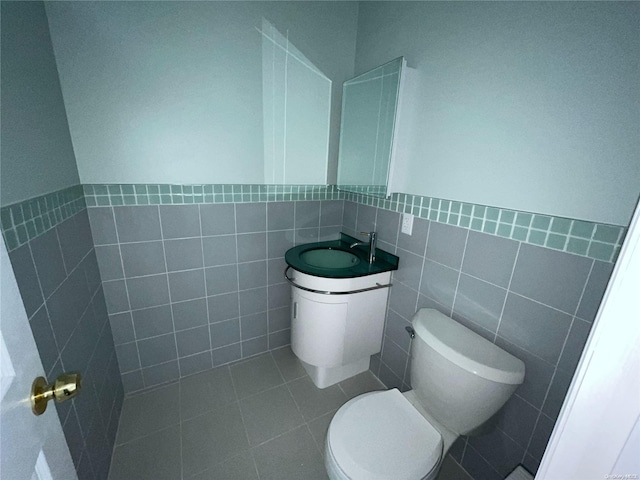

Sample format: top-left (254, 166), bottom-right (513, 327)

top-left (325, 308), bottom-right (526, 480)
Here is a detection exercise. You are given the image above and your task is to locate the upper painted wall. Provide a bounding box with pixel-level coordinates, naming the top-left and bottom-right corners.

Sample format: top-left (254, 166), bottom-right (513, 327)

top-left (355, 2), bottom-right (640, 226)
top-left (1, 1), bottom-right (80, 206)
top-left (44, 1), bottom-right (358, 186)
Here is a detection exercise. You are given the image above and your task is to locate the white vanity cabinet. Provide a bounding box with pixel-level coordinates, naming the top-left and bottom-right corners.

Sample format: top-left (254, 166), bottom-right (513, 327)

top-left (288, 268), bottom-right (392, 388)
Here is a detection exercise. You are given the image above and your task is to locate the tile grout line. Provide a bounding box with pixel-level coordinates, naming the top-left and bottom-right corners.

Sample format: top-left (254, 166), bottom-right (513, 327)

top-left (374, 204), bottom-right (389, 380)
top-left (545, 258), bottom-right (596, 394)
top-left (109, 206), bottom-right (142, 391)
top-left (570, 258), bottom-right (596, 323)
top-left (104, 278), bottom-right (289, 305)
top-left (232, 204), bottom-right (244, 361)
top-left (493, 242), bottom-right (522, 344)
top-left (459, 437), bottom-right (469, 472)
top-left (157, 205), bottom-right (182, 382)
top-left (25, 240), bottom-right (63, 363)
top-left (383, 205), bottom-right (416, 386)
top-left (521, 410), bottom-right (546, 467)
top-left (449, 227), bottom-right (471, 318)
top-left (225, 364), bottom-right (260, 478)
top-left (53, 226), bottom-right (70, 277)
top-left (197, 204), bottom-right (215, 374)
top-left (269, 354), bottom-right (330, 458)
top-left (178, 377), bottom-right (184, 479)
top-left (405, 214), bottom-right (430, 387)
top-left (265, 203), bottom-right (273, 351)
top-left (70, 404), bottom-right (93, 476)
top-left (464, 442), bottom-right (506, 479)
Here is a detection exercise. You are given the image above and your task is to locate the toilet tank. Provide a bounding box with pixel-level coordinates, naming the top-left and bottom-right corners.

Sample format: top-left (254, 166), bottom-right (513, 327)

top-left (410, 309), bottom-right (525, 435)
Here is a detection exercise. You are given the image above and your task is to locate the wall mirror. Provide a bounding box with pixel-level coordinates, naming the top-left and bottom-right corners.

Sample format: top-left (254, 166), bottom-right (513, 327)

top-left (337, 57), bottom-right (405, 197)
top-left (260, 18), bottom-right (332, 185)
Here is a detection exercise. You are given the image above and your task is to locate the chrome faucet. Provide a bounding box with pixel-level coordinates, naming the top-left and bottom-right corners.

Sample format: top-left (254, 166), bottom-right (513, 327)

top-left (350, 231), bottom-right (377, 263)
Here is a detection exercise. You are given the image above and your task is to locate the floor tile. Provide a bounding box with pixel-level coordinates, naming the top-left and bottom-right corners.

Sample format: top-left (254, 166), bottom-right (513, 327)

top-left (109, 425), bottom-right (181, 480)
top-left (181, 402), bottom-right (249, 478)
top-left (230, 353), bottom-right (284, 398)
top-left (116, 383), bottom-right (179, 444)
top-left (180, 366), bottom-right (237, 420)
top-left (437, 454), bottom-right (473, 480)
top-left (287, 376), bottom-right (348, 421)
top-left (307, 409), bottom-right (336, 454)
top-left (271, 346), bottom-right (307, 382)
top-left (338, 370), bottom-right (386, 400)
top-left (252, 426), bottom-right (328, 480)
top-left (240, 385), bottom-right (305, 446)
top-left (189, 453), bottom-right (258, 480)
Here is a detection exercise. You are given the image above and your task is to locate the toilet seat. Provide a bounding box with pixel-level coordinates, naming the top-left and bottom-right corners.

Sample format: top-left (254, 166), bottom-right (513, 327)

top-left (327, 389), bottom-right (443, 480)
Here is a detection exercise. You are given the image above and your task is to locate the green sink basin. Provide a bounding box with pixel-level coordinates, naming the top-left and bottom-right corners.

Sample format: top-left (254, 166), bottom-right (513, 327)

top-left (300, 248), bottom-right (360, 269)
top-left (284, 233), bottom-right (399, 279)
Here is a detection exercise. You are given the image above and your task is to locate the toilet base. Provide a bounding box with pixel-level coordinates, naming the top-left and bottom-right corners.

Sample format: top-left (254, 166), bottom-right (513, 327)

top-left (300, 357), bottom-right (370, 389)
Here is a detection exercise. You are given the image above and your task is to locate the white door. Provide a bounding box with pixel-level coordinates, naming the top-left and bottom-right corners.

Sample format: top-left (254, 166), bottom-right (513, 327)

top-left (538, 198), bottom-right (640, 479)
top-left (0, 236), bottom-right (77, 480)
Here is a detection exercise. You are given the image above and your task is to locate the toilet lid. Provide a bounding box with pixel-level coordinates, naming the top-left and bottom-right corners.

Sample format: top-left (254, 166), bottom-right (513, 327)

top-left (328, 389), bottom-right (442, 480)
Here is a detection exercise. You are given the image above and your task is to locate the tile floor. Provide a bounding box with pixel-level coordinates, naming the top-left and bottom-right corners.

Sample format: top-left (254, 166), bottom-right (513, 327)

top-left (108, 347), bottom-right (472, 480)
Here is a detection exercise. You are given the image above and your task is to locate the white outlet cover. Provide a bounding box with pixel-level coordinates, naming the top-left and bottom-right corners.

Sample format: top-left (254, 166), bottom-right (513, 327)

top-left (401, 213), bottom-right (414, 235)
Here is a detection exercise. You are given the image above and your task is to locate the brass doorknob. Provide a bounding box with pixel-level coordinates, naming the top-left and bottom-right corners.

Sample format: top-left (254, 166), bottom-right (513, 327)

top-left (30, 373), bottom-right (82, 416)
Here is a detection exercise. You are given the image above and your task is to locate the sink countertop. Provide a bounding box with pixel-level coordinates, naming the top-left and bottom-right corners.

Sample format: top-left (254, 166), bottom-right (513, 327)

top-left (285, 233), bottom-right (399, 278)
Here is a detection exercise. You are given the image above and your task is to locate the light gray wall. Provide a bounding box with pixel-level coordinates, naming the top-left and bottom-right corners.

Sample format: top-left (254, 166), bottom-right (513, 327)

top-left (0, 1), bottom-right (80, 206)
top-left (44, 1), bottom-right (358, 186)
top-left (354, 2), bottom-right (640, 226)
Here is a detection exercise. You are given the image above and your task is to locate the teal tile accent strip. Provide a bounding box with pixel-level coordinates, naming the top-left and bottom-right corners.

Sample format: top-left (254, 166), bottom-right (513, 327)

top-left (1, 185), bottom-right (86, 252)
top-left (2, 182), bottom-right (624, 264)
top-left (344, 191), bottom-right (626, 264)
top-left (337, 185), bottom-right (387, 197)
top-left (84, 184), bottom-right (343, 206)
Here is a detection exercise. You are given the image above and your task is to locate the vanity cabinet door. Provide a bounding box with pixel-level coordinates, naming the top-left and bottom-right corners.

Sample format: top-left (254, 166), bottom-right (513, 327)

top-left (290, 288), bottom-right (349, 368)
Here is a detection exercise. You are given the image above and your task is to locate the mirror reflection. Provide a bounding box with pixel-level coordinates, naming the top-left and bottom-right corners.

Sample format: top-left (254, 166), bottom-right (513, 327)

top-left (337, 57), bottom-right (404, 197)
top-left (260, 19), bottom-right (331, 185)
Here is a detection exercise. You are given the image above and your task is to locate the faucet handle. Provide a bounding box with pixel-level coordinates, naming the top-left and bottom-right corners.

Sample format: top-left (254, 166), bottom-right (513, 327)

top-left (357, 231), bottom-right (377, 263)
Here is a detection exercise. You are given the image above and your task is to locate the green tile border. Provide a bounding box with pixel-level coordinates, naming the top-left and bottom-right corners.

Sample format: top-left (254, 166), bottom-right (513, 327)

top-left (337, 184), bottom-right (387, 197)
top-left (2, 183), bottom-right (626, 264)
top-left (1, 185), bottom-right (86, 252)
top-left (344, 191), bottom-right (626, 264)
top-left (1, 184), bottom-right (342, 252)
top-left (83, 184), bottom-right (343, 206)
